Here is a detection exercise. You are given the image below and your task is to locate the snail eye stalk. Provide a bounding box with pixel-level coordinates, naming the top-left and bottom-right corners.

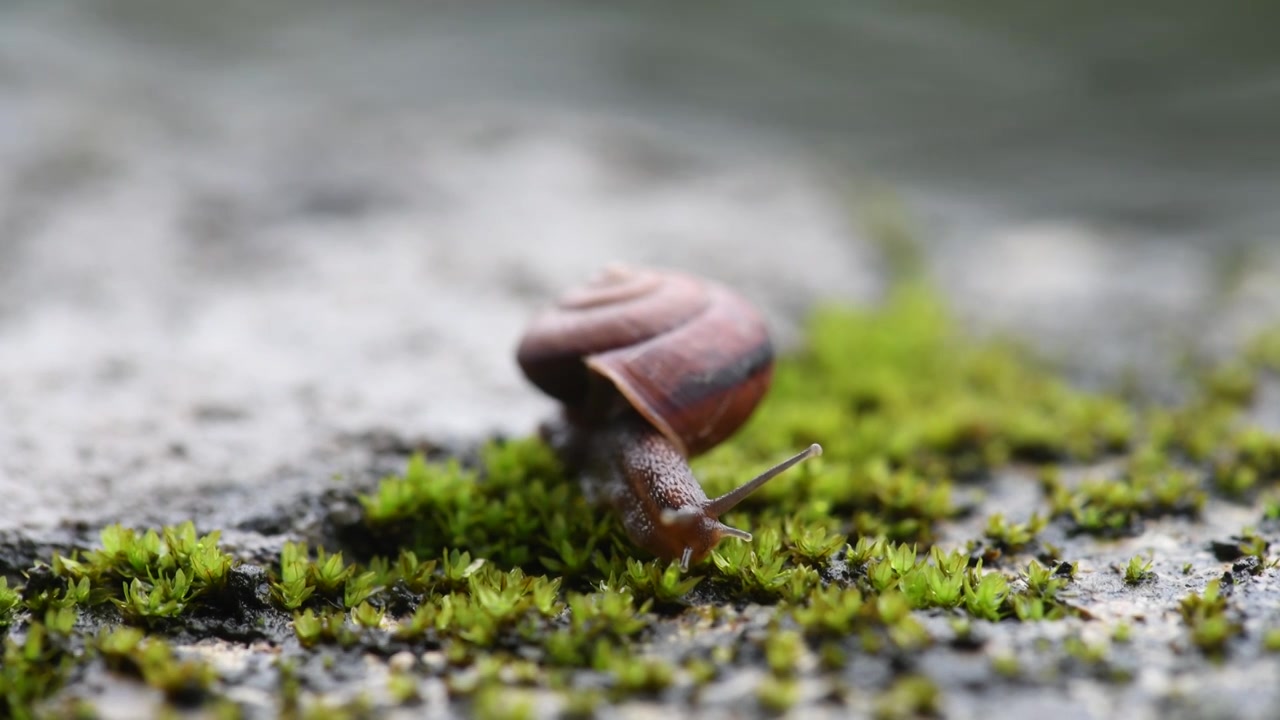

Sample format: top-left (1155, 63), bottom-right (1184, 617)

top-left (703, 444), bottom-right (822, 517)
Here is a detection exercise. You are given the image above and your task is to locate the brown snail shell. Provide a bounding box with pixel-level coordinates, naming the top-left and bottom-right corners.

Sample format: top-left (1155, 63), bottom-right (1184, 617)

top-left (516, 265), bottom-right (774, 457)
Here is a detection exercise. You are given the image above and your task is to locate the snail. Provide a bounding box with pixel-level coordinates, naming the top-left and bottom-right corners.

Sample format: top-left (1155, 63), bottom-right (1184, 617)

top-left (516, 265), bottom-right (821, 570)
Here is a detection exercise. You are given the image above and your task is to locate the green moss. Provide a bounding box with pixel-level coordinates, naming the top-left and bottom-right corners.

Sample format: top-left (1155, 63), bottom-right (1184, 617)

top-left (1123, 555), bottom-right (1153, 585)
top-left (1062, 634), bottom-right (1109, 665)
top-left (1264, 628), bottom-right (1280, 653)
top-left (594, 645), bottom-right (675, 698)
top-left (764, 628), bottom-right (805, 677)
top-left (355, 286), bottom-right (1141, 590)
top-left (109, 635), bottom-right (217, 705)
top-left (760, 285), bottom-right (1132, 462)
top-left (1, 602), bottom-right (218, 717)
top-left (334, 287), bottom-right (1189, 680)
top-left (983, 512), bottom-right (1047, 552)
top-left (1179, 580), bottom-right (1241, 656)
top-left (0, 579), bottom-right (20, 629)
top-left (472, 684), bottom-right (536, 720)
top-left (1213, 428), bottom-right (1280, 497)
top-left (1245, 327), bottom-right (1280, 371)
top-left (1049, 447), bottom-right (1205, 536)
top-left (559, 688), bottom-right (603, 719)
top-left (359, 440), bottom-right (611, 574)
top-left (293, 608), bottom-right (357, 649)
top-left (757, 675), bottom-right (800, 713)
top-left (612, 559), bottom-right (702, 605)
top-left (1, 621), bottom-right (77, 720)
top-left (50, 522), bottom-right (235, 624)
top-left (10, 281), bottom-right (1280, 717)
top-left (991, 652), bottom-right (1021, 678)
top-left (874, 675), bottom-right (941, 719)
top-left (386, 670), bottom-right (419, 705)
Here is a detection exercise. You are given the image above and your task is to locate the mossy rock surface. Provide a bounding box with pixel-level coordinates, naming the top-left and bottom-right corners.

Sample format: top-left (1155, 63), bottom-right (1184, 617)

top-left (4, 285), bottom-right (1280, 720)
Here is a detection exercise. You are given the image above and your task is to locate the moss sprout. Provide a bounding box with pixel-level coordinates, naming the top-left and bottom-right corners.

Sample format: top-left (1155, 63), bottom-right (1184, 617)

top-left (1123, 555), bottom-right (1154, 585)
top-left (757, 675), bottom-right (800, 713)
top-left (983, 512), bottom-right (1047, 552)
top-left (1264, 628), bottom-right (1280, 653)
top-left (874, 675), bottom-right (941, 719)
top-left (1, 622), bottom-right (77, 719)
top-left (0, 580), bottom-right (20, 629)
top-left (1179, 580), bottom-right (1241, 656)
top-left (48, 522), bottom-right (235, 625)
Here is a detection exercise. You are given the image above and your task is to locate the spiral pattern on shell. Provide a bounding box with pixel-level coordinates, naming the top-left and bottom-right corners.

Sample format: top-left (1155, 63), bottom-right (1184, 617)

top-left (516, 265), bottom-right (774, 457)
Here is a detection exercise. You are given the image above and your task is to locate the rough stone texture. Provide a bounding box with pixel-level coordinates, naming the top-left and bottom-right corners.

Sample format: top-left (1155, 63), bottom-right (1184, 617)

top-left (5, 1), bottom-right (1279, 535)
top-left (4, 2), bottom-right (1280, 719)
top-left (0, 4), bottom-right (878, 532)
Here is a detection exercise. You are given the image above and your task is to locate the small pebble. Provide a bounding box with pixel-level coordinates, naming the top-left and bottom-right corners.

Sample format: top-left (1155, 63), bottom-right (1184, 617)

top-left (389, 651), bottom-right (416, 672)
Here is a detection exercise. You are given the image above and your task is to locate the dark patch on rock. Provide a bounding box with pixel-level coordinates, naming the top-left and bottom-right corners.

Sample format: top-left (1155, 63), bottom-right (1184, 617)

top-left (682, 578), bottom-right (749, 608)
top-left (156, 566), bottom-right (287, 646)
top-left (949, 627), bottom-right (986, 652)
top-left (164, 677), bottom-right (213, 708)
top-left (1219, 570), bottom-right (1237, 593)
top-left (233, 512), bottom-right (298, 539)
top-left (1231, 555), bottom-right (1262, 577)
top-left (820, 553), bottom-right (859, 585)
top-left (338, 429), bottom-right (452, 461)
top-left (19, 564), bottom-right (63, 604)
top-left (382, 579), bottom-right (423, 618)
top-left (0, 529), bottom-right (81, 577)
top-left (969, 548), bottom-right (998, 567)
top-left (1210, 539), bottom-right (1247, 561)
top-left (326, 499), bottom-right (403, 561)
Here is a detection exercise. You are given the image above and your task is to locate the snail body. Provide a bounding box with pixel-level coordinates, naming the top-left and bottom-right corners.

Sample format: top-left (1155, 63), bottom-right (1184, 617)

top-left (517, 266), bottom-right (821, 569)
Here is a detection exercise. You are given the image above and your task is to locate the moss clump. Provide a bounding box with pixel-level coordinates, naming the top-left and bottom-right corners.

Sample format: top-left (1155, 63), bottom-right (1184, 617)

top-left (1, 620), bottom-right (77, 719)
top-left (1212, 428), bottom-right (1280, 497)
top-left (697, 283), bottom-right (1134, 545)
top-left (1042, 446), bottom-right (1206, 536)
top-left (271, 542), bottom-right (389, 611)
top-left (47, 522), bottom-right (235, 624)
top-left (0, 613), bottom-right (211, 718)
top-left (96, 629), bottom-right (216, 705)
top-left (1179, 580), bottom-right (1242, 657)
top-left (1264, 628), bottom-right (1280, 653)
top-left (1247, 328), bottom-right (1280, 372)
top-left (764, 284), bottom-right (1132, 467)
top-left (1123, 555), bottom-right (1153, 585)
top-left (360, 441), bottom-right (621, 574)
top-left (982, 512), bottom-right (1047, 553)
top-left (874, 675), bottom-right (941, 719)
top-left (0, 524), bottom-right (233, 717)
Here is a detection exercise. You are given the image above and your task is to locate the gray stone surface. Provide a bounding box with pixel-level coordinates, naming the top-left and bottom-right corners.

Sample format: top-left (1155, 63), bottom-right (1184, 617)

top-left (5, 1), bottom-right (1279, 535)
top-left (0, 5), bottom-right (880, 531)
top-left (4, 3), bottom-right (1280, 719)
top-left (0, 109), bottom-right (875, 530)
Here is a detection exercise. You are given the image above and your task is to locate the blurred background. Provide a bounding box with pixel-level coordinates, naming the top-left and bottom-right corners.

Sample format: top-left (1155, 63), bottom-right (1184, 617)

top-left (3, 1), bottom-right (1280, 528)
